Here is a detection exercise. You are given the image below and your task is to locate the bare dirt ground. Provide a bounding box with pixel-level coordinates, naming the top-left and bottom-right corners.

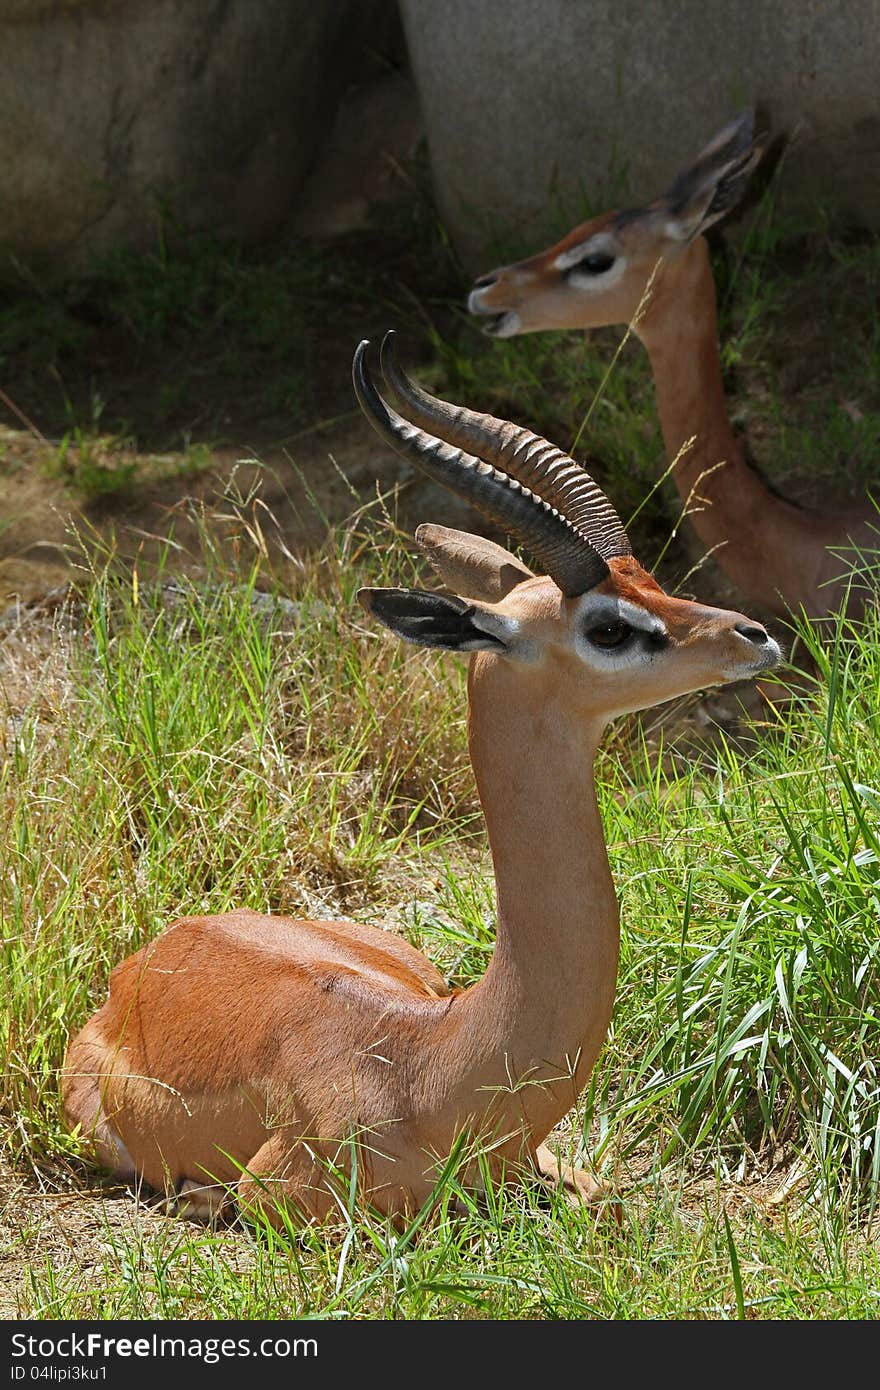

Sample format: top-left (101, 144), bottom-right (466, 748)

top-left (0, 415), bottom-right (479, 609)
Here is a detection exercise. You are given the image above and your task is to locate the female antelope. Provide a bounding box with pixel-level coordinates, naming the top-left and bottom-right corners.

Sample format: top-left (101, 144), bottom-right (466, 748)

top-left (63, 334), bottom-right (780, 1223)
top-left (469, 111), bottom-right (878, 620)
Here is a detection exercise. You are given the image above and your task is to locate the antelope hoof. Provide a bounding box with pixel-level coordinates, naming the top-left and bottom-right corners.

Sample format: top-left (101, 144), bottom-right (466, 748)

top-left (535, 1143), bottom-right (622, 1222)
top-left (159, 1178), bottom-right (231, 1224)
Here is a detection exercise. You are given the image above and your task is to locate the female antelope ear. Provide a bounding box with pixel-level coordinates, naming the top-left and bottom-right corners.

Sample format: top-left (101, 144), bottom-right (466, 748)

top-left (660, 110), bottom-right (764, 243)
top-left (415, 524), bottom-right (534, 602)
top-left (358, 587), bottom-right (517, 652)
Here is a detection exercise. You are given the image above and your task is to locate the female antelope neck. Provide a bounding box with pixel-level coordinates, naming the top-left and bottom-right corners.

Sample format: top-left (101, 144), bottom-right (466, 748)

top-left (629, 237), bottom-right (829, 611)
top-left (461, 646), bottom-right (619, 1047)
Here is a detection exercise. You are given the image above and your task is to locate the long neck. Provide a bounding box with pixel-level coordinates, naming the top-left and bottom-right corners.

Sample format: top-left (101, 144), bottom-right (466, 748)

top-left (634, 239), bottom-right (829, 614)
top-left (437, 655), bottom-right (619, 1138)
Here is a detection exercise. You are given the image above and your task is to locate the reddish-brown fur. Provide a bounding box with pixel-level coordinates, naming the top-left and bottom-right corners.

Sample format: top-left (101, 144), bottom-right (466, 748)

top-left (470, 204), bottom-right (878, 621)
top-left (63, 546), bottom-right (778, 1224)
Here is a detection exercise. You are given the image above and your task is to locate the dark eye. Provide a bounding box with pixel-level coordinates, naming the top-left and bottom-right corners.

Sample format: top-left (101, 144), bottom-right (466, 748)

top-left (587, 621), bottom-right (632, 649)
top-left (574, 251), bottom-right (616, 276)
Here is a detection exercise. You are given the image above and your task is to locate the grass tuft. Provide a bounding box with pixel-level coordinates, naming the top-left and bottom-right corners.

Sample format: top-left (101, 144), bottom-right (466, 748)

top-left (2, 490), bottom-right (880, 1317)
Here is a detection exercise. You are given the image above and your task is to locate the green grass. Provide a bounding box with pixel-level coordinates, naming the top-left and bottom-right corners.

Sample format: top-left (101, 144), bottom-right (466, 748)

top-left (430, 184), bottom-right (880, 557)
top-left (1, 227), bottom-right (334, 434)
top-left (0, 182), bottom-right (462, 458)
top-left (2, 162), bottom-right (877, 543)
top-left (2, 488), bottom-right (880, 1319)
top-left (2, 165), bottom-right (880, 1320)
top-left (17, 1179), bottom-right (880, 1320)
top-left (713, 187), bottom-right (880, 507)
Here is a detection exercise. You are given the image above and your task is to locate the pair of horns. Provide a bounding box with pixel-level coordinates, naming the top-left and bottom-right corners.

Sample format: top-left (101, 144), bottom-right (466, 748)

top-left (352, 332), bottom-right (631, 597)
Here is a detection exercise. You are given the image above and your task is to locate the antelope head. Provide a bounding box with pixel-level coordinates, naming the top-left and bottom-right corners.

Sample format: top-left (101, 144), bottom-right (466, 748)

top-left (354, 333), bottom-right (780, 721)
top-left (467, 111), bottom-right (764, 339)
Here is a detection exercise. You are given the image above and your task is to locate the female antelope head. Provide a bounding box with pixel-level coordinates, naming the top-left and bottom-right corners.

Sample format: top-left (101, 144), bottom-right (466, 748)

top-left (354, 332), bottom-right (780, 717)
top-left (467, 111), bottom-right (763, 339)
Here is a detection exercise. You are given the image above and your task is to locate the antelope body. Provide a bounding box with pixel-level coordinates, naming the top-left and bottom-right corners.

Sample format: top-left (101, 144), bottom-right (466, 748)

top-left (63, 336), bottom-right (780, 1224)
top-left (469, 112), bottom-right (878, 621)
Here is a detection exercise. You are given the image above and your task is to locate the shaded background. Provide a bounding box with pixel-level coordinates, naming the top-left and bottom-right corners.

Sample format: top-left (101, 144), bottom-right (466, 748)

top-left (1, 0), bottom-right (878, 606)
top-left (3, 1), bottom-right (878, 270)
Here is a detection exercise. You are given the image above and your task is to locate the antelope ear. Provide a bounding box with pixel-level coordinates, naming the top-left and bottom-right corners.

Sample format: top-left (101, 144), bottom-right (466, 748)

top-left (415, 524), bottom-right (534, 602)
top-left (660, 110), bottom-right (764, 244)
top-left (358, 587), bottom-right (517, 652)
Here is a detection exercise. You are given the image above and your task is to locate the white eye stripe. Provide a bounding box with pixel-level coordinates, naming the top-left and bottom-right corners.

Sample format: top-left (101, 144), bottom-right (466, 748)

top-left (576, 595), bottom-right (667, 641)
top-left (616, 598), bottom-right (667, 640)
top-left (553, 235), bottom-right (617, 272)
top-left (571, 595), bottom-right (669, 671)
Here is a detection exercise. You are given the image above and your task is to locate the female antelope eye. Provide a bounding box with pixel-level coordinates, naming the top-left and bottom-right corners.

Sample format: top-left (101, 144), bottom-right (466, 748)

top-left (587, 621), bottom-right (633, 649)
top-left (576, 251), bottom-right (616, 276)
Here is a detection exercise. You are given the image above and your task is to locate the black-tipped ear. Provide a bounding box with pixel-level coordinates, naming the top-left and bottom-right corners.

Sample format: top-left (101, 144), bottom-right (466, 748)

top-left (662, 110), bottom-right (764, 240)
top-left (358, 588), bottom-right (510, 652)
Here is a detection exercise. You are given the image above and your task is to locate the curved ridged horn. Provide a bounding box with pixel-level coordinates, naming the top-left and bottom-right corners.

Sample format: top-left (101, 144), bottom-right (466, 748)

top-left (353, 341), bottom-right (609, 597)
top-left (379, 330), bottom-right (631, 561)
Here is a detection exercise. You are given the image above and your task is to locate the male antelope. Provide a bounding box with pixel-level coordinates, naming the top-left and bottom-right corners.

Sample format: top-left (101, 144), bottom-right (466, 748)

top-left (469, 111), bottom-right (878, 621)
top-left (62, 334), bottom-right (780, 1224)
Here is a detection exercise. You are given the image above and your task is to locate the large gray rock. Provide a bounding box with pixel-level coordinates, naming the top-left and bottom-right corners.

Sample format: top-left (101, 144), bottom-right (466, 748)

top-left (400, 0), bottom-right (880, 264)
top-left (1, 0), bottom-right (389, 272)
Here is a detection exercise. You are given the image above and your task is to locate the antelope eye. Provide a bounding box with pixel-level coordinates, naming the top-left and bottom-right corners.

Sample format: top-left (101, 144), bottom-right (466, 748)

top-left (586, 621), bottom-right (633, 649)
top-left (575, 251), bottom-right (616, 276)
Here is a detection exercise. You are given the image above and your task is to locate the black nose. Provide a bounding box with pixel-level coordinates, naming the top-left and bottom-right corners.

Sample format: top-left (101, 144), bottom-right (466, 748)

top-left (472, 274), bottom-right (497, 290)
top-left (735, 621), bottom-right (769, 644)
